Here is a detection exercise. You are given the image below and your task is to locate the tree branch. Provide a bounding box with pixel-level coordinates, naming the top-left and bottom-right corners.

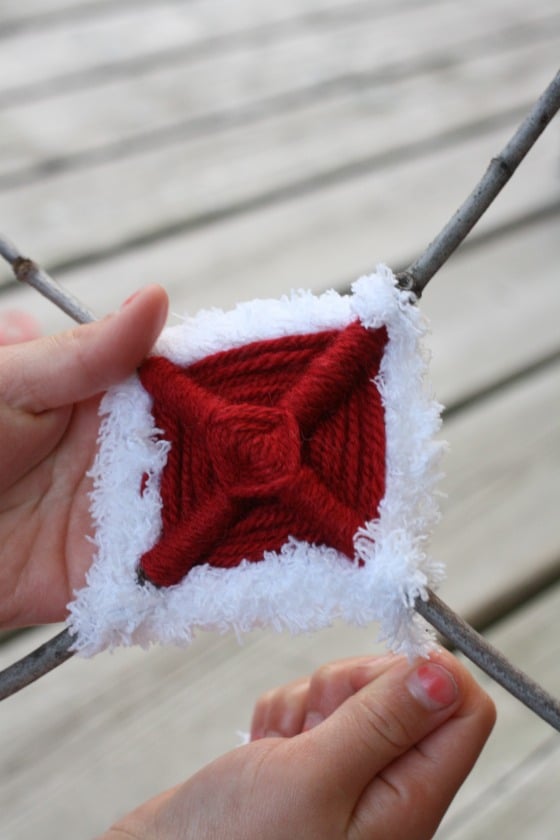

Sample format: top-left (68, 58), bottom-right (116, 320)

top-left (396, 67), bottom-right (560, 296)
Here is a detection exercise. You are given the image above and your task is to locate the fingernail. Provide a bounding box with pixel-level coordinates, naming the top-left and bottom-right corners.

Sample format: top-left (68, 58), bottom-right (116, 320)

top-left (406, 662), bottom-right (459, 711)
top-left (302, 710), bottom-right (324, 731)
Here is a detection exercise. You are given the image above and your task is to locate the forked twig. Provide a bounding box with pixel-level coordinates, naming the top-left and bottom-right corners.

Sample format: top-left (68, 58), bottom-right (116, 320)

top-left (1, 68), bottom-right (560, 731)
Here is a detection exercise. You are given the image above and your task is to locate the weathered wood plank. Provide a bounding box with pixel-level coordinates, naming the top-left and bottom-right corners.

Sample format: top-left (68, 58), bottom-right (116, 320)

top-left (422, 211), bottom-right (560, 407)
top-left (434, 357), bottom-right (560, 624)
top-left (437, 582), bottom-right (560, 838)
top-left (0, 0), bottom-right (129, 28)
top-left (0, 0), bottom-right (359, 30)
top-left (0, 0), bottom-right (415, 33)
top-left (443, 742), bottom-right (560, 839)
top-left (1, 20), bottom-right (555, 184)
top-left (0, 35), bottom-right (557, 278)
top-left (2, 0), bottom-right (558, 183)
top-left (2, 0), bottom-right (554, 101)
top-left (0, 0), bottom-right (173, 27)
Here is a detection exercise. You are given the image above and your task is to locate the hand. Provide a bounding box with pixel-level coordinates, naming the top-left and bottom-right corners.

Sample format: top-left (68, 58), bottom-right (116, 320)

top-left (102, 649), bottom-right (496, 839)
top-left (0, 286), bottom-right (168, 627)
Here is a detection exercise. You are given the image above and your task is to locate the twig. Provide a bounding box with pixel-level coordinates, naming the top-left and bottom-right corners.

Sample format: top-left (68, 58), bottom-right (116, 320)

top-left (396, 67), bottom-right (560, 296)
top-left (415, 591), bottom-right (560, 732)
top-left (0, 234), bottom-right (95, 324)
top-left (1, 239), bottom-right (560, 733)
top-left (0, 628), bottom-right (75, 701)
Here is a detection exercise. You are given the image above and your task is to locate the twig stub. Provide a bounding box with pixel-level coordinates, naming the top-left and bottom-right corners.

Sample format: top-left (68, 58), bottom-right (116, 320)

top-left (12, 255), bottom-right (35, 282)
top-left (0, 237), bottom-right (95, 324)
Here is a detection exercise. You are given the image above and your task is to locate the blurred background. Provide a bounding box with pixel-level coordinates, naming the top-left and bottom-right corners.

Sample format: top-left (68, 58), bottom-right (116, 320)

top-left (0, 1), bottom-right (559, 837)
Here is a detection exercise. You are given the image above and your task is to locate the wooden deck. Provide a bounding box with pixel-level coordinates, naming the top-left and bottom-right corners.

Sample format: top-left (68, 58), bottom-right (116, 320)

top-left (0, 1), bottom-right (559, 837)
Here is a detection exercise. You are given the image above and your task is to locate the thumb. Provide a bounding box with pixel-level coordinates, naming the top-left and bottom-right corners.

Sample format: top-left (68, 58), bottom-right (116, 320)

top-left (0, 285), bottom-right (168, 412)
top-left (305, 653), bottom-right (463, 804)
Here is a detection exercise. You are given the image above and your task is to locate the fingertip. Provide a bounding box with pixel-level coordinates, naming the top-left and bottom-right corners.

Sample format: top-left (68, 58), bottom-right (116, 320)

top-left (91, 284), bottom-right (169, 387)
top-left (406, 661), bottom-right (459, 712)
top-left (119, 284), bottom-right (169, 337)
top-left (424, 648), bottom-right (496, 729)
top-left (121, 283), bottom-right (168, 310)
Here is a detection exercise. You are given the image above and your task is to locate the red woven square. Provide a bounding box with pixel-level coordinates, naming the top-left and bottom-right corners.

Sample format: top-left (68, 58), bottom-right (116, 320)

top-left (71, 269), bottom-right (446, 657)
top-left (138, 320), bottom-right (388, 587)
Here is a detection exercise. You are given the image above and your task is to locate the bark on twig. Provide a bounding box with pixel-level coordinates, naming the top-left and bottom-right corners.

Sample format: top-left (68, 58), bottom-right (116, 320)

top-left (0, 628), bottom-right (75, 701)
top-left (415, 591), bottom-right (560, 731)
top-left (396, 67), bottom-right (560, 296)
top-left (1, 70), bottom-right (560, 731)
top-left (0, 234), bottom-right (95, 324)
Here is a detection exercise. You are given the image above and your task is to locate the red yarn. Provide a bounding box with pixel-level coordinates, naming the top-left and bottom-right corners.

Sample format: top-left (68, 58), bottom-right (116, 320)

top-left (138, 321), bottom-right (388, 587)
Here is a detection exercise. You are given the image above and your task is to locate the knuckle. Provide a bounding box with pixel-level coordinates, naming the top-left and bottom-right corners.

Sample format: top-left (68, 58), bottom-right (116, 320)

top-left (309, 662), bottom-right (340, 693)
top-left (253, 688), bottom-right (276, 714)
top-left (355, 694), bottom-right (413, 752)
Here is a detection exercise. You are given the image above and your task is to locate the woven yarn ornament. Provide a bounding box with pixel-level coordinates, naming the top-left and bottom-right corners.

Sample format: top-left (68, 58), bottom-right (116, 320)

top-left (68, 266), bottom-right (446, 658)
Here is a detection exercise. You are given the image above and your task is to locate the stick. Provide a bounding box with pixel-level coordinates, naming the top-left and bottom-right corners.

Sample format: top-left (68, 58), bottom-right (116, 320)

top-left (415, 591), bottom-right (560, 732)
top-left (0, 629), bottom-right (75, 701)
top-left (0, 234), bottom-right (95, 325)
top-left (396, 67), bottom-right (560, 296)
top-left (1, 241), bottom-right (560, 733)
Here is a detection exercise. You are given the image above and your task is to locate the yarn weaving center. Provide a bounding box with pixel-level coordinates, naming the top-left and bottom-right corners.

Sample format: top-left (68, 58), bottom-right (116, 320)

top-left (206, 403), bottom-right (301, 497)
top-left (138, 321), bottom-right (388, 587)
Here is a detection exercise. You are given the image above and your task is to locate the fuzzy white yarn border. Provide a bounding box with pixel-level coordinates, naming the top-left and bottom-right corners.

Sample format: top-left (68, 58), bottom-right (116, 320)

top-left (67, 265), bottom-right (446, 658)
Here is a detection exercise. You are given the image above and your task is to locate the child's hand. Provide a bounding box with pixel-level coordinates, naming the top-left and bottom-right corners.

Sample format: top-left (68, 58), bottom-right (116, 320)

top-left (103, 650), bottom-right (496, 840)
top-left (0, 287), bottom-right (168, 627)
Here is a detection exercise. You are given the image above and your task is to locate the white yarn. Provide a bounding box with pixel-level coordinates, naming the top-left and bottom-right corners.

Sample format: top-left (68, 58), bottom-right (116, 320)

top-left (67, 266), bottom-right (445, 658)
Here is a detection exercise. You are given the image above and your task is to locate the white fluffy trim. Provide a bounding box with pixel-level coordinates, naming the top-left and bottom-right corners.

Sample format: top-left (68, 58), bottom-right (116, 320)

top-left (67, 265), bottom-right (446, 657)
